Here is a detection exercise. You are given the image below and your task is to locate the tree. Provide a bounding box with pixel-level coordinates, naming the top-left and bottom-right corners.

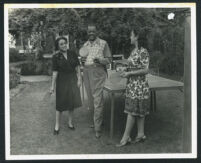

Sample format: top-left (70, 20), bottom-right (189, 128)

top-left (9, 8), bottom-right (188, 77)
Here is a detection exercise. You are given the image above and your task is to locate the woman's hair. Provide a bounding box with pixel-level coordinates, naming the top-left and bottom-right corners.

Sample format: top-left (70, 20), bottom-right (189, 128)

top-left (55, 36), bottom-right (68, 51)
top-left (130, 27), bottom-right (148, 49)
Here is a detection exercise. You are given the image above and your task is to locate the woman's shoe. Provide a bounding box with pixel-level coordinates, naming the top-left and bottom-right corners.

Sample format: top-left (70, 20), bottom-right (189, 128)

top-left (68, 125), bottom-right (75, 130)
top-left (95, 131), bottom-right (101, 139)
top-left (116, 137), bottom-right (132, 147)
top-left (133, 135), bottom-right (146, 144)
top-left (53, 129), bottom-right (59, 135)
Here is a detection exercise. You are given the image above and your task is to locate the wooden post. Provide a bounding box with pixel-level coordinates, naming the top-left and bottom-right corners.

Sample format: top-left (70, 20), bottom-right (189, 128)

top-left (182, 13), bottom-right (191, 153)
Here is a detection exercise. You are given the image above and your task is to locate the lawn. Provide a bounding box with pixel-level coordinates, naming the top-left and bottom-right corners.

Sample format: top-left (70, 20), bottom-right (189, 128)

top-left (9, 79), bottom-right (183, 155)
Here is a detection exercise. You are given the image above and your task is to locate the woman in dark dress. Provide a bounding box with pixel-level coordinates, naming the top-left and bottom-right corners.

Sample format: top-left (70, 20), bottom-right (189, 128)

top-left (116, 28), bottom-right (150, 147)
top-left (50, 37), bottom-right (82, 135)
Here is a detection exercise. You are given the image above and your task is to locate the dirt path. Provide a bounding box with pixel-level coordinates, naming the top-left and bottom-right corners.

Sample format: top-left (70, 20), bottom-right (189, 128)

top-left (10, 80), bottom-right (183, 154)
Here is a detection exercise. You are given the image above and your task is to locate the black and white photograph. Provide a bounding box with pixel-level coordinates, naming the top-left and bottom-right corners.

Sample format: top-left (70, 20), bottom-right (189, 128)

top-left (4, 3), bottom-right (197, 160)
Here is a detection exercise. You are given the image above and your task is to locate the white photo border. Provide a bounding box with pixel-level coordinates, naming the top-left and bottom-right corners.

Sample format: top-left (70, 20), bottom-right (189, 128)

top-left (4, 3), bottom-right (197, 160)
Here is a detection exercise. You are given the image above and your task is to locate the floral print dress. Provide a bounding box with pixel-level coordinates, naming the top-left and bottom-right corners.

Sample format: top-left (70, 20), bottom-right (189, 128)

top-left (124, 47), bottom-right (150, 117)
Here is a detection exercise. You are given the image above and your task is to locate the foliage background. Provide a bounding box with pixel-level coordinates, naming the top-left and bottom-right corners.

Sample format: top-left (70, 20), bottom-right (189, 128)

top-left (9, 8), bottom-right (189, 78)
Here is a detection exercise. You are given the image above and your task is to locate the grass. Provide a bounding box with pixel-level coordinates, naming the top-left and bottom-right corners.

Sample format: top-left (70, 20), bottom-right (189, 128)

top-left (9, 80), bottom-right (184, 155)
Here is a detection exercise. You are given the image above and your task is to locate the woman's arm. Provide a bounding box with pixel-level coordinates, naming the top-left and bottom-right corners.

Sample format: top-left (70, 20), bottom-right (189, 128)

top-left (120, 68), bottom-right (149, 78)
top-left (76, 66), bottom-right (82, 87)
top-left (128, 68), bottom-right (149, 76)
top-left (50, 71), bottom-right (58, 93)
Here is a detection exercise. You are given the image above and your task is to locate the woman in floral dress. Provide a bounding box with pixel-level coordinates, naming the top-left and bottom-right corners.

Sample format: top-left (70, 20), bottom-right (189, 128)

top-left (116, 28), bottom-right (150, 147)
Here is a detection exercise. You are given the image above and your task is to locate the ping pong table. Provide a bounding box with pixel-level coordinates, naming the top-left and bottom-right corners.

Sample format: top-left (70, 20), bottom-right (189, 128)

top-left (104, 70), bottom-right (184, 138)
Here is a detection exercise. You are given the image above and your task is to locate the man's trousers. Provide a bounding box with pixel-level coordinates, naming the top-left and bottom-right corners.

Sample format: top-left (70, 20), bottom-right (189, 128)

top-left (83, 65), bottom-right (106, 132)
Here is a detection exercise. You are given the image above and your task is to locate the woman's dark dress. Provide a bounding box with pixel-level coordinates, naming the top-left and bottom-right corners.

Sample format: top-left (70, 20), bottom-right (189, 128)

top-left (52, 50), bottom-right (82, 111)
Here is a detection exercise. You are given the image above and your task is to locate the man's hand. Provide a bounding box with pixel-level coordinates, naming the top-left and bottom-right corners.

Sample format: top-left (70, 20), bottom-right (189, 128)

top-left (94, 57), bottom-right (109, 65)
top-left (81, 57), bottom-right (87, 63)
top-left (93, 58), bottom-right (100, 64)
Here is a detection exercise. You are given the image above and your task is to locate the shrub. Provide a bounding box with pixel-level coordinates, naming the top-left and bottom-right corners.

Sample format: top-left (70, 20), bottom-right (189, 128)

top-left (20, 59), bottom-right (52, 75)
top-left (21, 62), bottom-right (36, 75)
top-left (10, 67), bottom-right (21, 89)
top-left (42, 59), bottom-right (52, 76)
top-left (150, 51), bottom-right (164, 69)
top-left (9, 48), bottom-right (26, 62)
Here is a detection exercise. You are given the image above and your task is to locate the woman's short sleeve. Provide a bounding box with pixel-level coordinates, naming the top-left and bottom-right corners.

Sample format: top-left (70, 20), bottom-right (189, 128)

top-left (52, 54), bottom-right (58, 71)
top-left (140, 48), bottom-right (149, 69)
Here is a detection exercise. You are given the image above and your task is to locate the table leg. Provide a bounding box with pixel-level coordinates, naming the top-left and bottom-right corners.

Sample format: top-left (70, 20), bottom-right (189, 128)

top-left (81, 73), bottom-right (84, 103)
top-left (110, 92), bottom-right (115, 139)
top-left (150, 90), bottom-right (153, 112)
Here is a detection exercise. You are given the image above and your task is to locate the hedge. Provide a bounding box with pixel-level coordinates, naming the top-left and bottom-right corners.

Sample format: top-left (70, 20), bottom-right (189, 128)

top-left (10, 67), bottom-right (21, 89)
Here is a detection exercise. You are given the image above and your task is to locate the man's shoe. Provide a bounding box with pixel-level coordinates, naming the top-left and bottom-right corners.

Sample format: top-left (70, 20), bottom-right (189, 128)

top-left (53, 129), bottom-right (60, 135)
top-left (89, 124), bottom-right (94, 128)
